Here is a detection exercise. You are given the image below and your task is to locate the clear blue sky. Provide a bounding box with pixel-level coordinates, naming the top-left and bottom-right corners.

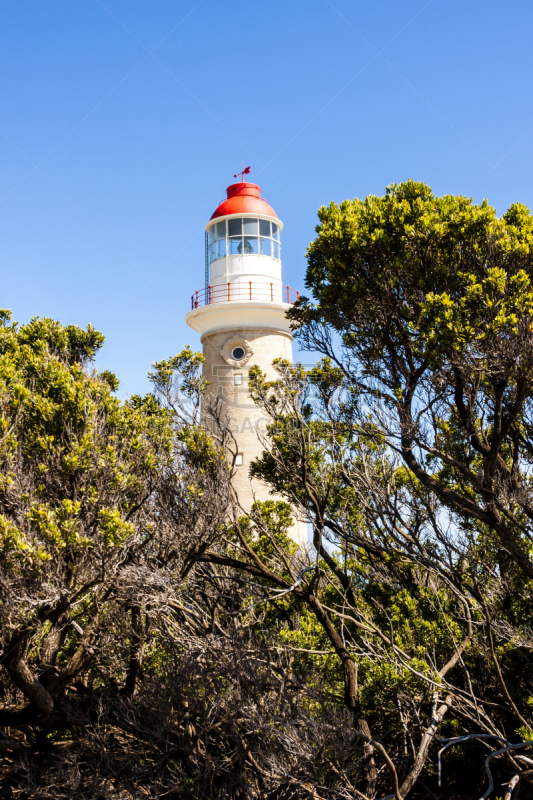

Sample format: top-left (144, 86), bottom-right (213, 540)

top-left (2, 0), bottom-right (532, 396)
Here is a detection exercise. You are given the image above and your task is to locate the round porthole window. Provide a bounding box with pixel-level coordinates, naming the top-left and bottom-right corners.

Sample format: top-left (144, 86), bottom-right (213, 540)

top-left (231, 346), bottom-right (246, 361)
top-left (221, 337), bottom-right (253, 367)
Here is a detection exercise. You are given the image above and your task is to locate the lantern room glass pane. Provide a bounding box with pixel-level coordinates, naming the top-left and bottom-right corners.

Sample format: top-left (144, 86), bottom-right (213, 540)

top-left (241, 237), bottom-right (258, 254)
top-left (216, 220), bottom-right (226, 239)
top-left (228, 218), bottom-right (242, 237)
top-left (229, 237), bottom-right (241, 255)
top-left (209, 243), bottom-right (216, 263)
top-left (273, 241), bottom-right (280, 259)
top-left (260, 238), bottom-right (272, 256)
top-left (243, 218), bottom-right (258, 235)
top-left (272, 223), bottom-right (279, 240)
top-left (216, 238), bottom-right (226, 258)
top-left (259, 219), bottom-right (271, 237)
top-left (208, 227), bottom-right (216, 245)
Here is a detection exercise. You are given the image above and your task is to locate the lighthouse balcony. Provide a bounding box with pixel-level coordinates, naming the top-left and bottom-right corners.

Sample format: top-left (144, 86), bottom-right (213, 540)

top-left (191, 281), bottom-right (300, 309)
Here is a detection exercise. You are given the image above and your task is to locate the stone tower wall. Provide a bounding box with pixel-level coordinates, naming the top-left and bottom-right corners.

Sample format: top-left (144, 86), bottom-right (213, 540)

top-left (201, 326), bottom-right (307, 545)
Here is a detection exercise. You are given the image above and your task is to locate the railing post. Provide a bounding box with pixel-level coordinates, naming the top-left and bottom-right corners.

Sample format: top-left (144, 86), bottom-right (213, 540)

top-left (249, 281), bottom-right (252, 300)
top-left (286, 285), bottom-right (289, 303)
top-left (228, 282), bottom-right (230, 301)
top-left (191, 294), bottom-right (193, 310)
top-left (196, 290), bottom-right (199, 308)
top-left (270, 282), bottom-right (273, 302)
top-left (209, 284), bottom-right (212, 304)
top-left (296, 290), bottom-right (299, 301)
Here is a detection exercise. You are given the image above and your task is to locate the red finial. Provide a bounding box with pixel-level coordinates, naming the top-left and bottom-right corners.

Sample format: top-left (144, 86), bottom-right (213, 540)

top-left (234, 163), bottom-right (251, 182)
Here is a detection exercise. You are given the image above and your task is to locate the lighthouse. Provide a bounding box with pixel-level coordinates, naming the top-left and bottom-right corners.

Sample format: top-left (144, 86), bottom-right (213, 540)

top-left (185, 176), bottom-right (307, 545)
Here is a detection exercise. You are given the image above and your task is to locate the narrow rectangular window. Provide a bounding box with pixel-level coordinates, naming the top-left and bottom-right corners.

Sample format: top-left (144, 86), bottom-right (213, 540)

top-left (229, 237), bottom-right (242, 255)
top-left (217, 238), bottom-right (226, 258)
top-left (260, 238), bottom-right (271, 256)
top-left (235, 453), bottom-right (243, 466)
top-left (228, 218), bottom-right (242, 237)
top-left (259, 219), bottom-right (271, 237)
top-left (243, 218), bottom-right (258, 235)
top-left (234, 374), bottom-right (242, 385)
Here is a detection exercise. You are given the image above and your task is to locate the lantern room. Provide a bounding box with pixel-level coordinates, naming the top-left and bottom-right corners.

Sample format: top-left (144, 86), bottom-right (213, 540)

top-left (204, 182), bottom-right (285, 304)
top-left (208, 216), bottom-right (280, 262)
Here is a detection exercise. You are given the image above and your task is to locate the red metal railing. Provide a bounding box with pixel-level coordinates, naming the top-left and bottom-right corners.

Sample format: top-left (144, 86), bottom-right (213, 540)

top-left (190, 281), bottom-right (300, 310)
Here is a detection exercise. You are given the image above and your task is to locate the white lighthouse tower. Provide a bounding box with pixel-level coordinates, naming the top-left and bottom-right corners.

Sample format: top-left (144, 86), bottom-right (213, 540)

top-left (185, 176), bottom-right (307, 545)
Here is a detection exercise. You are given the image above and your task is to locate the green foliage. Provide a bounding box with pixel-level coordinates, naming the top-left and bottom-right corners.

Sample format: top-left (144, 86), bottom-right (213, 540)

top-left (240, 184), bottom-right (533, 797)
top-left (99, 369), bottom-right (120, 391)
top-left (245, 500), bottom-right (298, 560)
top-left (150, 345), bottom-right (208, 397)
top-left (0, 315), bottom-right (174, 577)
top-left (289, 180), bottom-right (533, 586)
top-left (292, 181), bottom-right (533, 370)
top-left (290, 188), bottom-right (503, 391)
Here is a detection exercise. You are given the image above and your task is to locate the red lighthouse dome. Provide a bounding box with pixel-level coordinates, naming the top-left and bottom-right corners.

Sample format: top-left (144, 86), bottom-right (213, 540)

top-left (210, 182), bottom-right (278, 220)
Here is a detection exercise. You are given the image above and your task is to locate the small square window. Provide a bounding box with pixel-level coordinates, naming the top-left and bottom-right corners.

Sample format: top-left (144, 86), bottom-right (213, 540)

top-left (235, 453), bottom-right (243, 466)
top-left (234, 374), bottom-right (242, 385)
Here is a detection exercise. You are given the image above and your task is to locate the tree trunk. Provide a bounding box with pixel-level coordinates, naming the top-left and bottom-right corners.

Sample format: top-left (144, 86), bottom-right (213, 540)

top-left (3, 640), bottom-right (54, 720)
top-left (39, 609), bottom-right (70, 690)
top-left (125, 604), bottom-right (144, 697)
